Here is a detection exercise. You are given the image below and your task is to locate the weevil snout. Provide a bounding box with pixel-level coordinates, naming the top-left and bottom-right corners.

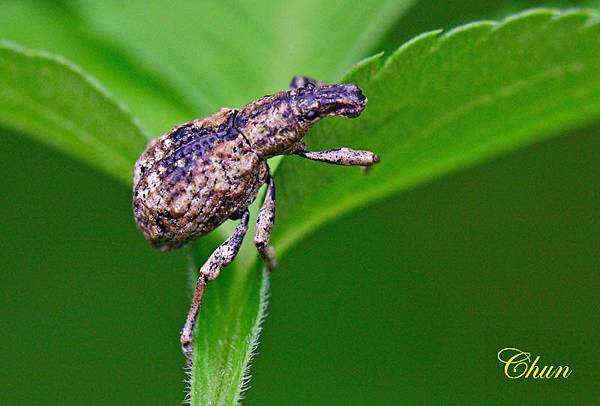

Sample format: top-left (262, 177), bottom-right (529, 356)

top-left (291, 83), bottom-right (367, 125)
top-left (316, 84), bottom-right (367, 118)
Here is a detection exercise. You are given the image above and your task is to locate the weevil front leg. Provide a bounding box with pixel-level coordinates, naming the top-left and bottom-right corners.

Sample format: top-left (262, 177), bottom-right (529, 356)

top-left (295, 147), bottom-right (379, 167)
top-left (180, 209), bottom-right (250, 366)
top-left (254, 174), bottom-right (277, 271)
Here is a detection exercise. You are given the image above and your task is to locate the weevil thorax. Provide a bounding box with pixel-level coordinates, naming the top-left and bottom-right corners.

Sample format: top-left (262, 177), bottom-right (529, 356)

top-left (235, 91), bottom-right (300, 158)
top-left (235, 83), bottom-right (367, 158)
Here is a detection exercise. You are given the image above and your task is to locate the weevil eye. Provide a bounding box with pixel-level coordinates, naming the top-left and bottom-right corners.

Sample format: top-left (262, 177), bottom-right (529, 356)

top-left (304, 110), bottom-right (319, 121)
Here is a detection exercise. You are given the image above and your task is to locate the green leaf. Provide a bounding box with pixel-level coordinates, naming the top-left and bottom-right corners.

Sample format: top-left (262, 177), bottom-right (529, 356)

top-left (273, 8), bottom-right (600, 254)
top-left (0, 0), bottom-right (195, 135)
top-left (0, 42), bottom-right (149, 184)
top-left (72, 0), bottom-right (418, 113)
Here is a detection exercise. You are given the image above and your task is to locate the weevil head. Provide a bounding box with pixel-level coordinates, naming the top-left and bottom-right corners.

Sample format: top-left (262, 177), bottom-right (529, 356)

top-left (289, 82), bottom-right (367, 130)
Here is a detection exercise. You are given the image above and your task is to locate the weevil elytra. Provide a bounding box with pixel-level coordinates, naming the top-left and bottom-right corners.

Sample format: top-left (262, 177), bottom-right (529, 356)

top-left (132, 76), bottom-right (379, 365)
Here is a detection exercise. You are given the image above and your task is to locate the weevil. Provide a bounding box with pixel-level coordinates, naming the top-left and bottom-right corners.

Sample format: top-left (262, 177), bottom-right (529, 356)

top-left (132, 76), bottom-right (379, 365)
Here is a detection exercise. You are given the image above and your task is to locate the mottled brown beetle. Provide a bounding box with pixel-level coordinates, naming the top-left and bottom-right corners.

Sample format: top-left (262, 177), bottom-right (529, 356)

top-left (133, 76), bottom-right (379, 365)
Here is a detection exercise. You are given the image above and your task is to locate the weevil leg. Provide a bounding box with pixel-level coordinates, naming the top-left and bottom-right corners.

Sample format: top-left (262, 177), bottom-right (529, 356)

top-left (289, 76), bottom-right (325, 89)
top-left (180, 209), bottom-right (250, 366)
top-left (295, 147), bottom-right (380, 167)
top-left (254, 174), bottom-right (277, 271)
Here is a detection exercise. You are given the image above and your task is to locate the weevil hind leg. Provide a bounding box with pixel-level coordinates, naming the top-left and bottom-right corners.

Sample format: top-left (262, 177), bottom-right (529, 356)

top-left (295, 147), bottom-right (380, 168)
top-left (254, 174), bottom-right (277, 271)
top-left (289, 76), bottom-right (325, 89)
top-left (180, 209), bottom-right (250, 367)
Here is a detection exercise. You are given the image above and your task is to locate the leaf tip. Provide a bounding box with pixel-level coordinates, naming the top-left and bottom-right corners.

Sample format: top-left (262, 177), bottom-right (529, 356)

top-left (399, 29), bottom-right (444, 53)
top-left (492, 8), bottom-right (561, 34)
top-left (377, 29), bottom-right (443, 78)
top-left (438, 21), bottom-right (495, 44)
top-left (342, 51), bottom-right (384, 84)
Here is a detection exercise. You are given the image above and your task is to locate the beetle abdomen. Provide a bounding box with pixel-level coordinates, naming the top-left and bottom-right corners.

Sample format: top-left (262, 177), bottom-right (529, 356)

top-left (133, 109), bottom-right (267, 251)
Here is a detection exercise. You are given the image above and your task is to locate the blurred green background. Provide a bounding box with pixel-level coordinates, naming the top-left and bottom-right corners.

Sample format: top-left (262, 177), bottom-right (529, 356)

top-left (2, 1), bottom-right (600, 405)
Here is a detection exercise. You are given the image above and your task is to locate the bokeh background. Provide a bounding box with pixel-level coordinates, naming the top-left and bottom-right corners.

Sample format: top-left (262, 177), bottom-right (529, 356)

top-left (1, 1), bottom-right (599, 405)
